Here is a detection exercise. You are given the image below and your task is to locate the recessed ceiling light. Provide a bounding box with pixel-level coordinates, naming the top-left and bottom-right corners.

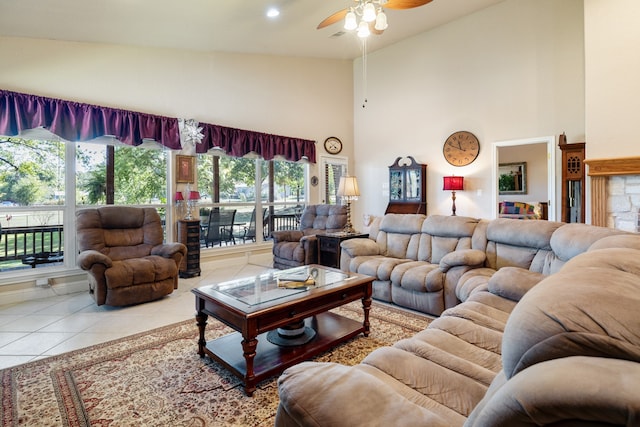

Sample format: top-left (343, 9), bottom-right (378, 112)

top-left (266, 8), bottom-right (280, 18)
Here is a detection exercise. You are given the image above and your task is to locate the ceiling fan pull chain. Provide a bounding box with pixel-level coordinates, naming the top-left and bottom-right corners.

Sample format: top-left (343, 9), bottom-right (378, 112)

top-left (362, 38), bottom-right (368, 108)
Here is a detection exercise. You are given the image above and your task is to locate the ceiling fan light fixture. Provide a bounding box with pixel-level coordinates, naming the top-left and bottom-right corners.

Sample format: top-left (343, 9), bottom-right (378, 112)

top-left (357, 20), bottom-right (371, 38)
top-left (374, 9), bottom-right (388, 30)
top-left (362, 2), bottom-right (377, 22)
top-left (344, 9), bottom-right (357, 30)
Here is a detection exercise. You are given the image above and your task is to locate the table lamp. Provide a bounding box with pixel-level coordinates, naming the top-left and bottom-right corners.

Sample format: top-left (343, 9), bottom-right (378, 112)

top-left (337, 176), bottom-right (360, 233)
top-left (443, 176), bottom-right (464, 216)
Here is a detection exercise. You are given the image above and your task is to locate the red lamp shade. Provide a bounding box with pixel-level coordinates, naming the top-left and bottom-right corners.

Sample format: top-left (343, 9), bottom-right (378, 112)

top-left (188, 191), bottom-right (200, 200)
top-left (175, 191), bottom-right (184, 201)
top-left (443, 176), bottom-right (464, 191)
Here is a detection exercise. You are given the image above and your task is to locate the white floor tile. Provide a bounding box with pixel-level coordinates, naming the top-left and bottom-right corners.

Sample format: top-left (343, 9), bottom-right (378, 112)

top-left (0, 332), bottom-right (76, 355)
top-left (0, 332), bottom-right (29, 347)
top-left (0, 314), bottom-right (66, 332)
top-left (0, 355), bottom-right (35, 369)
top-left (0, 263), bottom-right (271, 368)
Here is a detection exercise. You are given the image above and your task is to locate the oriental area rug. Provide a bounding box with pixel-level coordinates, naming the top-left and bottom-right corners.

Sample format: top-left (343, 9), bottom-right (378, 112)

top-left (0, 302), bottom-right (430, 427)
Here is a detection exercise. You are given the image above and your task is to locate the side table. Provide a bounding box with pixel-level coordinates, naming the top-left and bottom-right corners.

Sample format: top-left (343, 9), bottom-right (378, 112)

top-left (178, 219), bottom-right (201, 278)
top-left (317, 232), bottom-right (369, 269)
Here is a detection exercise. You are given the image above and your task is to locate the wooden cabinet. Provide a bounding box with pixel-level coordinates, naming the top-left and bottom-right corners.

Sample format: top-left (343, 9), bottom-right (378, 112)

top-left (385, 156), bottom-right (427, 214)
top-left (317, 232), bottom-right (369, 269)
top-left (178, 219), bottom-right (201, 278)
top-left (558, 135), bottom-right (586, 223)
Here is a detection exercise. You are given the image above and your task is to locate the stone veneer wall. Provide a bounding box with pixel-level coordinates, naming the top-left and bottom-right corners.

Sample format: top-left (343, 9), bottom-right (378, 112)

top-left (607, 175), bottom-right (640, 232)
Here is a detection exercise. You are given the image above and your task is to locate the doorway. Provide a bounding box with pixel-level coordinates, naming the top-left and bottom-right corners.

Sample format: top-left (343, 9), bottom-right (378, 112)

top-left (492, 136), bottom-right (556, 221)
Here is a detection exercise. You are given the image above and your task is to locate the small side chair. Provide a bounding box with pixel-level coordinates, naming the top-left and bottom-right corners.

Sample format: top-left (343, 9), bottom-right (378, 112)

top-left (272, 204), bottom-right (347, 269)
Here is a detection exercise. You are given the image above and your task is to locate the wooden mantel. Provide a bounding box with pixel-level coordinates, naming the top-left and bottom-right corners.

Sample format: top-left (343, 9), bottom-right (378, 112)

top-left (584, 156), bottom-right (640, 176)
top-left (584, 156), bottom-right (640, 226)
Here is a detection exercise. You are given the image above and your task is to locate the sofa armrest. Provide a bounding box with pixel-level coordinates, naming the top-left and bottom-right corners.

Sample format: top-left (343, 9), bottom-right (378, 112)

top-left (77, 250), bottom-right (112, 270)
top-left (466, 357), bottom-right (640, 427)
top-left (487, 266), bottom-right (546, 302)
top-left (272, 230), bottom-right (304, 244)
top-left (438, 249), bottom-right (486, 272)
top-left (277, 362), bottom-right (450, 427)
top-left (151, 242), bottom-right (187, 259)
top-left (340, 238), bottom-right (380, 257)
top-left (300, 235), bottom-right (318, 265)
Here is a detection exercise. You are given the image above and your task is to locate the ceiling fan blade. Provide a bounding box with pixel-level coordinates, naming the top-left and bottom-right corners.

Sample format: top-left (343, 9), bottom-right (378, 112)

top-left (317, 9), bottom-right (349, 29)
top-left (383, 0), bottom-right (433, 10)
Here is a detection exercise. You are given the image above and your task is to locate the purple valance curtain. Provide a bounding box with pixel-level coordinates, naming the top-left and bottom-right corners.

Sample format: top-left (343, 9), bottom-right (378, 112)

top-left (0, 89), bottom-right (316, 162)
top-left (0, 90), bottom-right (181, 149)
top-left (197, 122), bottom-right (316, 163)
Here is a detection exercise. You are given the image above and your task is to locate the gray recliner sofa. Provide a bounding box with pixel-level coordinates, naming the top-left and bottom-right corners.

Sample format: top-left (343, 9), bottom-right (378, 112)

top-left (276, 232), bottom-right (640, 426)
top-left (341, 214), bottom-right (627, 317)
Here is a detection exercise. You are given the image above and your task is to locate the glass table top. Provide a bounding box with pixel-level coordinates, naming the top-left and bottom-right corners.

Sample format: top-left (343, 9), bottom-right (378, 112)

top-left (210, 266), bottom-right (350, 306)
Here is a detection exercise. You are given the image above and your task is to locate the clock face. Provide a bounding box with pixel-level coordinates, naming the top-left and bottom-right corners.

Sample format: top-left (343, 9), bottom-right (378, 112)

top-left (324, 137), bottom-right (343, 155)
top-left (443, 131), bottom-right (480, 166)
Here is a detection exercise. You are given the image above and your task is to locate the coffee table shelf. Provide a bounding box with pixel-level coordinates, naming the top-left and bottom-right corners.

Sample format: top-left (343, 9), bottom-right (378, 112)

top-left (203, 312), bottom-right (363, 386)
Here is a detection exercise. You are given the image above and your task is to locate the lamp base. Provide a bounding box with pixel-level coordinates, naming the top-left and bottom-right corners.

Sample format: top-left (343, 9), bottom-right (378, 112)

top-left (344, 201), bottom-right (355, 234)
top-left (450, 191), bottom-right (457, 216)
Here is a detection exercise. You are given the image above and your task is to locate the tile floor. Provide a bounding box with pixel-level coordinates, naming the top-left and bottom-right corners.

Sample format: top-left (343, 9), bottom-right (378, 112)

top-left (0, 262), bottom-right (272, 370)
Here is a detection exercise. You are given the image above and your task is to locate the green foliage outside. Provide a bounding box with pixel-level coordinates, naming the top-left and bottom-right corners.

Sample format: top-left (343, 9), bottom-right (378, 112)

top-left (0, 138), bottom-right (64, 205)
top-left (77, 144), bottom-right (167, 205)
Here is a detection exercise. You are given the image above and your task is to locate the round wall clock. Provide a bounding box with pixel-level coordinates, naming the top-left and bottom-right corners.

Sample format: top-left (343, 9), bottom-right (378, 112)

top-left (443, 131), bottom-right (480, 166)
top-left (324, 137), bottom-right (343, 155)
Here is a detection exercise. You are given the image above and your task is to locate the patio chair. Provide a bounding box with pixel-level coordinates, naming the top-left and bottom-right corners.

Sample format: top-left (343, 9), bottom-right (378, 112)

top-left (237, 207), bottom-right (267, 243)
top-left (76, 206), bottom-right (187, 306)
top-left (205, 209), bottom-right (236, 247)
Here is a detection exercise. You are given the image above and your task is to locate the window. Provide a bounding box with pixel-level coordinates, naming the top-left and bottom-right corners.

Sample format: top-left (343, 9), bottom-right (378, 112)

top-left (0, 137), bottom-right (66, 271)
top-left (76, 142), bottom-right (168, 205)
top-left (197, 153), bottom-right (307, 246)
top-left (320, 156), bottom-right (348, 205)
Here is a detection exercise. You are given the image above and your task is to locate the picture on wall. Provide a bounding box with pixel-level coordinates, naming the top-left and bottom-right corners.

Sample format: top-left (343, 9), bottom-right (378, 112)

top-left (176, 155), bottom-right (195, 183)
top-left (499, 162), bottom-right (527, 195)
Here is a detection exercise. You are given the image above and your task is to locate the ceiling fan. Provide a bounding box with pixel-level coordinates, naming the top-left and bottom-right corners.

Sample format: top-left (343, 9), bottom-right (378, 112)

top-left (317, 0), bottom-right (433, 37)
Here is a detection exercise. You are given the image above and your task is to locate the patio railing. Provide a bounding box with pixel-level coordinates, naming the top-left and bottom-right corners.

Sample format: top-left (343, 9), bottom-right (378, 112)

top-left (0, 225), bottom-right (64, 264)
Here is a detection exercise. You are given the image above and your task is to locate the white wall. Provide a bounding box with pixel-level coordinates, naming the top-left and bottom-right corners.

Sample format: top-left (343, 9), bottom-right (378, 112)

top-left (353, 0), bottom-right (585, 222)
top-left (0, 37), bottom-right (354, 203)
top-left (584, 0), bottom-right (640, 159)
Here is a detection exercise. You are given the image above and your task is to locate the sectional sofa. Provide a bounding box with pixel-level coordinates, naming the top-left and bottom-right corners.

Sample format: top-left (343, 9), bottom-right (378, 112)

top-left (275, 214), bottom-right (640, 426)
top-left (339, 214), bottom-right (625, 317)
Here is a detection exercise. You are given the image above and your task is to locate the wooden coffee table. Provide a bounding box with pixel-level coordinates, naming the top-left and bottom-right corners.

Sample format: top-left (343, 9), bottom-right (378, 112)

top-left (192, 265), bottom-right (373, 396)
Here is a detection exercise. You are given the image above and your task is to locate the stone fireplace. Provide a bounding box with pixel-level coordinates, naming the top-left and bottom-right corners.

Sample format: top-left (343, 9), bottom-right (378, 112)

top-left (584, 157), bottom-right (640, 232)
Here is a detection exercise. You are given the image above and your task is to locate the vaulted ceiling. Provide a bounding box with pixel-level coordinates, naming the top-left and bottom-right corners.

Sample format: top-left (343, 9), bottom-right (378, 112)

top-left (0, 0), bottom-right (504, 60)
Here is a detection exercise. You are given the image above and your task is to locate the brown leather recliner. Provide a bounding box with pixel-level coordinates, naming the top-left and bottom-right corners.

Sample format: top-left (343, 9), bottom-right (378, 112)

top-left (272, 204), bottom-right (347, 269)
top-left (76, 206), bottom-right (187, 306)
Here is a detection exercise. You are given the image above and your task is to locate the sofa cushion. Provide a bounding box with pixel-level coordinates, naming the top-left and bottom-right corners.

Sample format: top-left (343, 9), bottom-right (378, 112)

top-left (481, 219), bottom-right (562, 272)
top-left (273, 241), bottom-right (305, 263)
top-left (376, 214), bottom-right (425, 259)
top-left (418, 215), bottom-right (478, 263)
top-left (390, 261), bottom-right (441, 292)
top-left (105, 255), bottom-right (177, 288)
top-left (549, 222), bottom-right (627, 265)
top-left (299, 204), bottom-right (347, 231)
top-left (501, 248), bottom-right (640, 380)
top-left (352, 256), bottom-right (411, 281)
